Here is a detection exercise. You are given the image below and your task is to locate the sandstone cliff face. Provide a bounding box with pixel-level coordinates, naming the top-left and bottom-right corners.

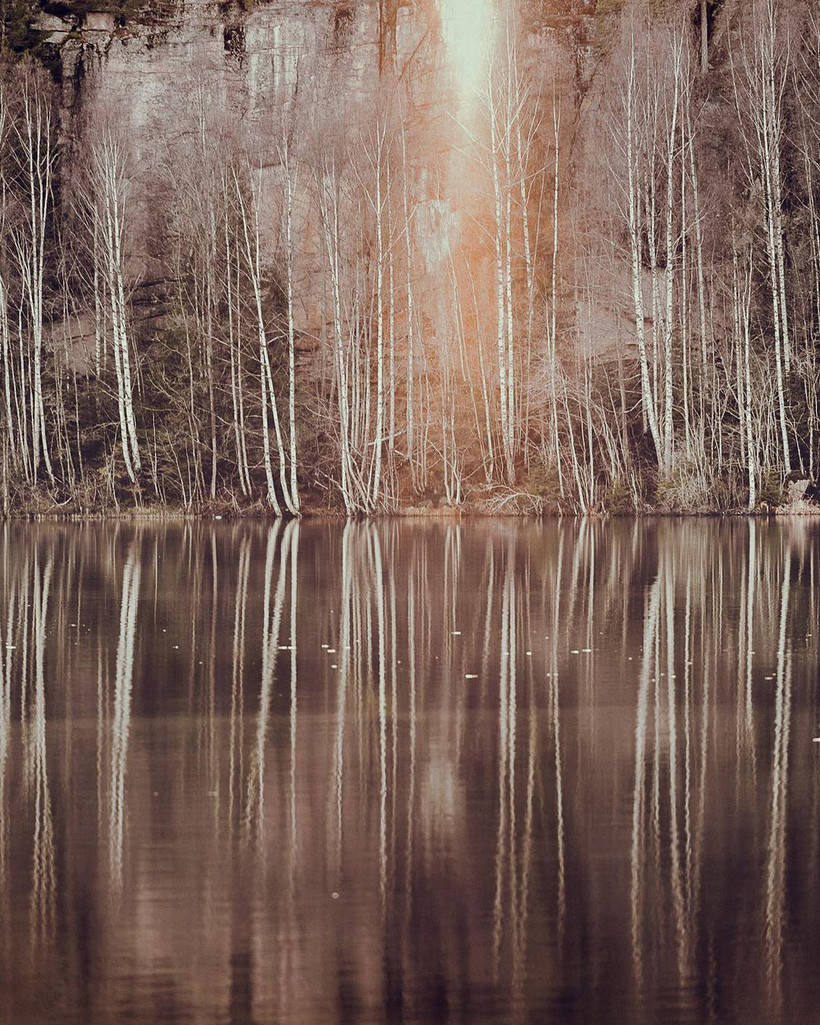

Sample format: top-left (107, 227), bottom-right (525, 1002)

top-left (37, 1), bottom-right (585, 346)
top-left (38, 2), bottom-right (395, 342)
top-left (47, 2), bottom-right (423, 176)
top-left (54, 3), bottom-right (386, 252)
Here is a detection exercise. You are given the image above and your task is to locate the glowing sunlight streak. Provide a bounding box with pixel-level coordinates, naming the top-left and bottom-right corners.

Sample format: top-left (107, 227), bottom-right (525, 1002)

top-left (439, 0), bottom-right (494, 93)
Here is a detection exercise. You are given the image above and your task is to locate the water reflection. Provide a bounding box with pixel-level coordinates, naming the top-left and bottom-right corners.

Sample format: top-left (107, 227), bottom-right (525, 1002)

top-left (29, 551), bottom-right (55, 950)
top-left (109, 543), bottom-right (140, 890)
top-left (0, 519), bottom-right (817, 1025)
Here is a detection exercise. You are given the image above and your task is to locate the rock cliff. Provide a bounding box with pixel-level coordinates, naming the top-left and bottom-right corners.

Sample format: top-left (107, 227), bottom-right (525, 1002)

top-left (29, 1), bottom-right (586, 340)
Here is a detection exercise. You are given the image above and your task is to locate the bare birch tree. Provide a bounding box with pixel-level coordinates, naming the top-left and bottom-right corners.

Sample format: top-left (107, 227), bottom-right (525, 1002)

top-left (11, 67), bottom-right (55, 484)
top-left (83, 128), bottom-right (142, 485)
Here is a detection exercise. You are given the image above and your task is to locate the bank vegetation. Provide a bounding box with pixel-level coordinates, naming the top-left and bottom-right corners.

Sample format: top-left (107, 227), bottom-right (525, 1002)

top-left (0, 0), bottom-right (818, 517)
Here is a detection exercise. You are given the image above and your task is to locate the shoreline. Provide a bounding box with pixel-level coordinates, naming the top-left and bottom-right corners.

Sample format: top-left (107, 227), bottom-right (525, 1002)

top-left (3, 502), bottom-right (820, 523)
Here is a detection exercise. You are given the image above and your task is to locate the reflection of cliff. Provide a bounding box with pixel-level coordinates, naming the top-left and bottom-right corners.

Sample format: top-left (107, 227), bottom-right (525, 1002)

top-left (0, 520), bottom-right (817, 1022)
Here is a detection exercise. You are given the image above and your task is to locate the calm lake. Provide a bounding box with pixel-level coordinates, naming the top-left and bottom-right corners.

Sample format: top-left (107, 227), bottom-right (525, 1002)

top-left (0, 519), bottom-right (818, 1025)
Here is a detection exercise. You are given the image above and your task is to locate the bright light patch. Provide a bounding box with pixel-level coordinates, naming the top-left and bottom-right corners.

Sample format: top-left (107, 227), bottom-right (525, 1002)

top-left (439, 0), bottom-right (494, 93)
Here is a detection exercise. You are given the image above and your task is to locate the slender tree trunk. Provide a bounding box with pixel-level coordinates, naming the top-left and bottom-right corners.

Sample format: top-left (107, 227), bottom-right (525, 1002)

top-left (370, 123), bottom-right (385, 508)
top-left (662, 36), bottom-right (681, 470)
top-left (280, 128), bottom-right (301, 514)
top-left (550, 99), bottom-right (564, 499)
top-left (400, 124), bottom-right (417, 485)
top-left (625, 40), bottom-right (664, 469)
top-left (234, 169), bottom-right (283, 515)
top-left (319, 162), bottom-right (355, 513)
top-left (700, 0), bottom-right (708, 76)
top-left (490, 69), bottom-right (512, 482)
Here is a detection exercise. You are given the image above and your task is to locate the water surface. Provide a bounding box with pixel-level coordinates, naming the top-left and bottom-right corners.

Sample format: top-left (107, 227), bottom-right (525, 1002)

top-left (0, 519), bottom-right (818, 1024)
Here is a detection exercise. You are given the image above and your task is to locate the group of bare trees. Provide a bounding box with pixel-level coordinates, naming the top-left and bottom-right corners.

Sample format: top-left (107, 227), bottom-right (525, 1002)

top-left (588, 0), bottom-right (820, 510)
top-left (0, 0), bottom-right (817, 515)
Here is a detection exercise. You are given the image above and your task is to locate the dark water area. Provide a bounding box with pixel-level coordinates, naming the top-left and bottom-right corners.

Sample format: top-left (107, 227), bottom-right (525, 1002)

top-left (0, 518), bottom-right (818, 1025)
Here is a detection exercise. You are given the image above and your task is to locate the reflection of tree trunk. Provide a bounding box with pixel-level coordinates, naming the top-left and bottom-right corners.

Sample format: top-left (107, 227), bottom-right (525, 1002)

top-left (373, 528), bottom-right (388, 906)
top-left (230, 535), bottom-right (250, 829)
top-left (631, 569), bottom-right (661, 989)
top-left (663, 551), bottom-right (688, 979)
top-left (404, 564), bottom-right (417, 924)
top-left (550, 531), bottom-right (565, 935)
top-left (109, 542), bottom-right (140, 891)
top-left (765, 550), bottom-right (792, 1009)
top-left (331, 522), bottom-right (353, 874)
top-left (31, 552), bottom-right (55, 946)
top-left (492, 552), bottom-right (510, 978)
top-left (0, 535), bottom-right (12, 909)
top-left (229, 848), bottom-right (254, 1025)
top-left (289, 523), bottom-right (299, 887)
top-left (245, 522), bottom-right (288, 837)
top-left (744, 522), bottom-right (757, 744)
